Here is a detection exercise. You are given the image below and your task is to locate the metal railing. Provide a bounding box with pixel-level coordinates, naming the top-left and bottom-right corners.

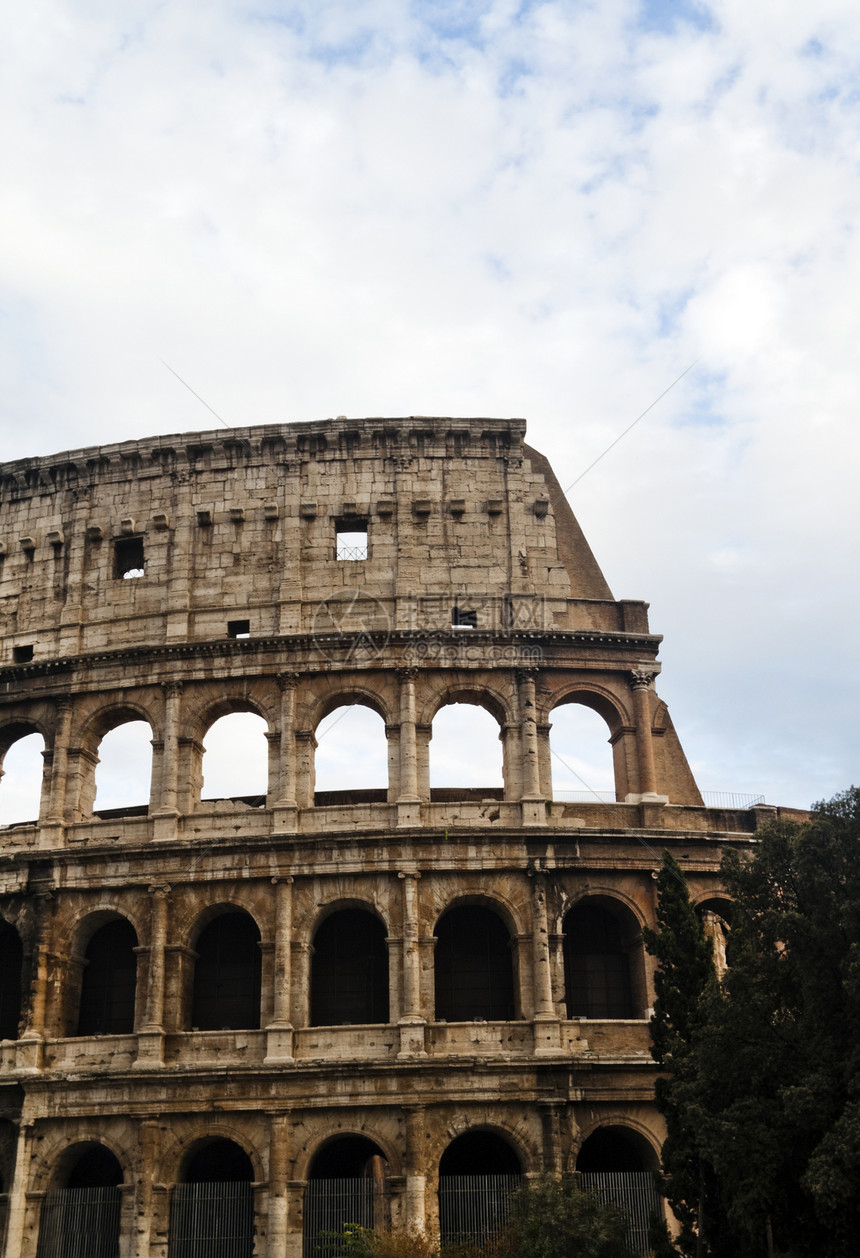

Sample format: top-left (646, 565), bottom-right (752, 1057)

top-left (438, 1174), bottom-right (520, 1246)
top-left (579, 1170), bottom-right (663, 1256)
top-left (167, 1182), bottom-right (254, 1258)
top-left (303, 1179), bottom-right (386, 1257)
top-left (35, 1187), bottom-right (121, 1258)
top-left (701, 791), bottom-right (765, 809)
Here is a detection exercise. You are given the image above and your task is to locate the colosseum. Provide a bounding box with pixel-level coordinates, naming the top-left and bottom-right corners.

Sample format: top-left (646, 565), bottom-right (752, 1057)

top-left (0, 415), bottom-right (778, 1257)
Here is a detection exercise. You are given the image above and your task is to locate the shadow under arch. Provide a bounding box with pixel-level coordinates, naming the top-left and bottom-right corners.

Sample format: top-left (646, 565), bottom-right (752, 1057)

top-left (576, 1124), bottom-right (665, 1252)
top-left (189, 906), bottom-right (262, 1032)
top-left (438, 1130), bottom-right (522, 1249)
top-left (75, 915), bottom-right (139, 1037)
top-left (304, 1134), bottom-right (391, 1257)
top-left (36, 1142), bottom-right (123, 1258)
top-left (170, 1138), bottom-right (255, 1258)
top-left (562, 894), bottom-right (647, 1019)
top-left (310, 904), bottom-right (389, 1026)
top-left (434, 900), bottom-right (516, 1022)
top-left (0, 918), bottom-right (23, 1041)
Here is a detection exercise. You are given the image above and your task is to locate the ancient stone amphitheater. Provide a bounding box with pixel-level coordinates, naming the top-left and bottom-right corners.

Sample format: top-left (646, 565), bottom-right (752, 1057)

top-left (0, 417), bottom-right (775, 1257)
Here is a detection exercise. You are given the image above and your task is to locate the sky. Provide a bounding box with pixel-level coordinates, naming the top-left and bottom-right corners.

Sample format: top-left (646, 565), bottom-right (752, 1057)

top-left (2, 0), bottom-right (859, 814)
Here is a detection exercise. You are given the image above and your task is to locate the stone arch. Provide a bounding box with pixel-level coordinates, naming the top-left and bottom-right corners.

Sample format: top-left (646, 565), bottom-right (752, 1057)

top-left (76, 701), bottom-right (158, 819)
top-left (169, 1135), bottom-right (257, 1258)
top-left (302, 1131), bottom-right (394, 1251)
top-left (307, 685), bottom-right (390, 728)
top-left (183, 688), bottom-right (276, 810)
top-left (30, 1130), bottom-right (130, 1194)
top-left (165, 1122), bottom-right (265, 1185)
top-left (0, 720), bottom-right (47, 826)
top-left (311, 692), bottom-right (390, 801)
top-left (562, 894), bottom-right (647, 1020)
top-left (575, 1121), bottom-right (661, 1172)
top-left (433, 898), bottom-right (517, 1022)
top-left (438, 1127), bottom-right (524, 1248)
top-left (309, 903), bottom-right (389, 1027)
top-left (421, 680), bottom-right (513, 729)
top-left (546, 686), bottom-right (631, 803)
top-left (188, 905), bottom-right (262, 1032)
top-left (294, 1122), bottom-right (401, 1182)
top-left (61, 908), bottom-right (143, 1038)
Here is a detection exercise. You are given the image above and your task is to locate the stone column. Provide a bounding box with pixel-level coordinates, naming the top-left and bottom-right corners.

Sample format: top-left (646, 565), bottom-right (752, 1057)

top-left (397, 871), bottom-right (426, 1058)
top-left (47, 698), bottom-right (73, 822)
top-left (154, 682), bottom-right (182, 837)
top-left (538, 1102), bottom-right (564, 1174)
top-left (397, 669), bottom-right (421, 827)
top-left (265, 877), bottom-right (295, 1063)
top-left (267, 1113), bottom-right (291, 1257)
top-left (273, 673), bottom-right (299, 832)
top-left (135, 1118), bottom-right (162, 1255)
top-left (517, 670), bottom-right (546, 825)
top-left (404, 1107), bottom-right (427, 1233)
top-left (19, 890), bottom-right (53, 1069)
top-left (531, 871), bottom-right (561, 1054)
top-left (3, 1121), bottom-right (34, 1258)
top-left (630, 667), bottom-right (666, 802)
top-left (135, 885), bottom-right (169, 1065)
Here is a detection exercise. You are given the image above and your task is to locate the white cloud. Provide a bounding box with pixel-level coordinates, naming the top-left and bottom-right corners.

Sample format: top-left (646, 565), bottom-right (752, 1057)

top-left (1, 0), bottom-right (858, 809)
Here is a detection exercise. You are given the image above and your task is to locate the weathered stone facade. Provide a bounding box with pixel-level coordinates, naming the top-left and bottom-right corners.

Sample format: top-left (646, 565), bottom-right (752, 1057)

top-left (0, 417), bottom-right (784, 1256)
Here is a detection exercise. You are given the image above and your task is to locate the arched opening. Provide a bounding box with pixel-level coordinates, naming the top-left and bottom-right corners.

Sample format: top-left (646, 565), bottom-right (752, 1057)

top-left (169, 1139), bottom-right (254, 1258)
top-left (191, 911), bottom-right (261, 1031)
top-left (314, 702), bottom-right (388, 805)
top-left (697, 897), bottom-right (733, 979)
top-left (201, 712), bottom-right (268, 805)
top-left (304, 1136), bottom-right (389, 1258)
top-left (310, 908), bottom-right (389, 1026)
top-left (434, 905), bottom-right (515, 1022)
top-left (430, 702), bottom-right (503, 799)
top-left (563, 899), bottom-right (643, 1019)
top-left (0, 921), bottom-right (23, 1041)
top-left (549, 701), bottom-right (616, 802)
top-left (93, 720), bottom-right (153, 816)
top-left (36, 1143), bottom-right (122, 1258)
top-left (438, 1132), bottom-right (521, 1248)
top-left (0, 729), bottom-right (45, 826)
top-left (77, 918), bottom-right (138, 1037)
top-left (577, 1127), bottom-right (663, 1253)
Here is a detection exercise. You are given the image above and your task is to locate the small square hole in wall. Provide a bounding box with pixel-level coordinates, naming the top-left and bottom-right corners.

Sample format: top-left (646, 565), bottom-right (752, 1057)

top-left (13, 645), bottom-right (34, 663)
top-left (114, 536), bottom-right (145, 579)
top-left (335, 520), bottom-right (368, 561)
top-left (452, 606), bottom-right (477, 629)
top-left (227, 620), bottom-right (251, 639)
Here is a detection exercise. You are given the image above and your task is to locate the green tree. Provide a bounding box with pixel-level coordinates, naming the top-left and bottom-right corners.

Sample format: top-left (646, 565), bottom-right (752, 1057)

top-left (642, 851), bottom-right (728, 1257)
top-left (503, 1175), bottom-right (630, 1258)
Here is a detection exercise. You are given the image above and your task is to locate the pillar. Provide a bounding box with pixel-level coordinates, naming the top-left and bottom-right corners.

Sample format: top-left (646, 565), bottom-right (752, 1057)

top-left (531, 871), bottom-right (561, 1054)
top-left (397, 668), bottom-right (421, 826)
top-left (3, 1121), bottom-right (34, 1258)
top-left (267, 1113), bottom-right (291, 1257)
top-left (398, 871), bottom-right (426, 1058)
top-left (154, 682), bottom-right (182, 835)
top-left (135, 1118), bottom-right (162, 1256)
top-left (273, 673), bottom-right (299, 832)
top-left (517, 669), bottom-right (546, 825)
top-left (135, 885), bottom-right (169, 1065)
top-left (19, 890), bottom-right (53, 1068)
top-left (404, 1107), bottom-right (427, 1233)
top-left (630, 667), bottom-right (666, 802)
top-left (265, 878), bottom-right (295, 1063)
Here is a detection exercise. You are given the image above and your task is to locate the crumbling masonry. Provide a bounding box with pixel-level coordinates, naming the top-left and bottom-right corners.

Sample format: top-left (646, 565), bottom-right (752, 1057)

top-left (0, 417), bottom-right (781, 1256)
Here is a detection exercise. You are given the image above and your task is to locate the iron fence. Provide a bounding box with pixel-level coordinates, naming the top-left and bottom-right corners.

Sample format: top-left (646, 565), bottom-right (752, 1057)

top-left (167, 1181), bottom-right (254, 1258)
top-left (438, 1174), bottom-right (520, 1246)
top-left (303, 1178), bottom-right (386, 1258)
top-left (35, 1187), bottom-right (121, 1258)
top-left (579, 1170), bottom-right (663, 1256)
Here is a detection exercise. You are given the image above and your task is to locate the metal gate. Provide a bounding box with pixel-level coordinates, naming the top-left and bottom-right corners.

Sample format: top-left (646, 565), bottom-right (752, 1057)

top-left (438, 1174), bottom-right (520, 1247)
top-left (579, 1170), bottom-right (663, 1257)
top-left (35, 1187), bottom-right (121, 1258)
top-left (303, 1178), bottom-right (386, 1258)
top-left (167, 1181), bottom-right (254, 1258)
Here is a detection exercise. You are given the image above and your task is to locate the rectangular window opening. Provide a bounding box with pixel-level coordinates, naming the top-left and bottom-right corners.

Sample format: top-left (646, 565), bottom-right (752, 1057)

top-left (335, 520), bottom-right (369, 561)
top-left (452, 607), bottom-right (478, 629)
top-left (227, 619), bottom-right (251, 639)
top-left (114, 536), bottom-right (145, 579)
top-left (13, 644), bottom-right (34, 663)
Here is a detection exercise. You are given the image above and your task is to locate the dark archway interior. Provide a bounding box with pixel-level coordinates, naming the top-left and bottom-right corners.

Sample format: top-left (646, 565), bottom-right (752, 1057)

top-left (439, 1131), bottom-right (521, 1177)
top-left (184, 1139), bottom-right (254, 1184)
top-left (65, 1144), bottom-right (123, 1189)
top-left (309, 1136), bottom-right (387, 1180)
top-left (435, 906), bottom-right (514, 1022)
top-left (576, 1128), bottom-right (648, 1172)
top-left (563, 902), bottom-right (635, 1019)
top-left (191, 912), bottom-right (262, 1031)
top-left (0, 922), bottom-right (23, 1041)
top-left (77, 918), bottom-right (138, 1036)
top-left (310, 909), bottom-right (389, 1026)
